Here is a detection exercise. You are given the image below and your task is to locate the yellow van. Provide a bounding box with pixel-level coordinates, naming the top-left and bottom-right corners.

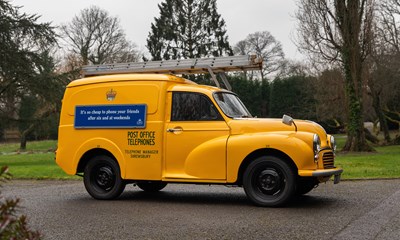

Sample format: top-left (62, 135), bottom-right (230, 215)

top-left (56, 56), bottom-right (342, 207)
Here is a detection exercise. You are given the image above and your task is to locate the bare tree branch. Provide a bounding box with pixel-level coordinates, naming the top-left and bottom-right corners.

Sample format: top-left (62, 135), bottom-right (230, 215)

top-left (234, 31), bottom-right (285, 79)
top-left (60, 6), bottom-right (140, 65)
top-left (295, 0), bottom-right (376, 152)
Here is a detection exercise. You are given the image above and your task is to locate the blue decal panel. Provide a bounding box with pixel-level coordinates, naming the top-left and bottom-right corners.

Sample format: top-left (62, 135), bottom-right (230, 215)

top-left (74, 104), bottom-right (146, 128)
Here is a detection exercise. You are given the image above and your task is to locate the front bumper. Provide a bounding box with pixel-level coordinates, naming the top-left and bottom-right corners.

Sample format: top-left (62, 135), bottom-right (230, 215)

top-left (298, 168), bottom-right (343, 184)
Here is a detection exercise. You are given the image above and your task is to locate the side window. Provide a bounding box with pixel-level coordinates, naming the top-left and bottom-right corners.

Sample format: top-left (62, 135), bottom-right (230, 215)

top-left (171, 92), bottom-right (222, 121)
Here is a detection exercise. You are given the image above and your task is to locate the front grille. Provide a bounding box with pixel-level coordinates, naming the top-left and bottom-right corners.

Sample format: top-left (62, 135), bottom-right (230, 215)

top-left (323, 152), bottom-right (335, 169)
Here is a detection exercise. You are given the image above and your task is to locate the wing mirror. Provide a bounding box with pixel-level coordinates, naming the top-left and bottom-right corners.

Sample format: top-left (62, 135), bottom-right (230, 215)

top-left (282, 114), bottom-right (297, 132)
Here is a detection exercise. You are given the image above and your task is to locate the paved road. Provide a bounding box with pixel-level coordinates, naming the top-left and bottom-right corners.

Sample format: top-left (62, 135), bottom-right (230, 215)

top-left (2, 179), bottom-right (400, 240)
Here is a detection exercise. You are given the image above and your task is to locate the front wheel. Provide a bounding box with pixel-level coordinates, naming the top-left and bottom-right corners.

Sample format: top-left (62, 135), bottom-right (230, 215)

top-left (84, 155), bottom-right (125, 200)
top-left (243, 156), bottom-right (296, 207)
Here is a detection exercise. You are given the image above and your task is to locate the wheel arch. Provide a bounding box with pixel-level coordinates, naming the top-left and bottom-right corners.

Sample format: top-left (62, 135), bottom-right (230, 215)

top-left (74, 138), bottom-right (126, 178)
top-left (77, 148), bottom-right (116, 174)
top-left (236, 148), bottom-right (298, 186)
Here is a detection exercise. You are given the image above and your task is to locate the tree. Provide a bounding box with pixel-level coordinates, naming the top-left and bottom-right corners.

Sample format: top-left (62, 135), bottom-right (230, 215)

top-left (146, 0), bottom-right (232, 60)
top-left (366, 46), bottom-right (395, 144)
top-left (61, 6), bottom-right (140, 65)
top-left (229, 76), bottom-right (270, 117)
top-left (0, 0), bottom-right (59, 149)
top-left (17, 50), bottom-right (64, 149)
top-left (377, 0), bottom-right (400, 53)
top-left (314, 68), bottom-right (347, 133)
top-left (0, 0), bottom-right (56, 96)
top-left (234, 31), bottom-right (285, 79)
top-left (371, 0), bottom-right (400, 144)
top-left (295, 0), bottom-right (375, 152)
top-left (269, 75), bottom-right (317, 120)
top-left (277, 59), bottom-right (312, 79)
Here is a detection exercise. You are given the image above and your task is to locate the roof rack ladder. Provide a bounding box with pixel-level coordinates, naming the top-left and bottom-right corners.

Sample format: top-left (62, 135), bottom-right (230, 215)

top-left (81, 55), bottom-right (263, 90)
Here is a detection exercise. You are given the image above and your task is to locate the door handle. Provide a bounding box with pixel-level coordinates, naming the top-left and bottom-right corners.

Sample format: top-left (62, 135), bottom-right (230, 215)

top-left (166, 127), bottom-right (183, 133)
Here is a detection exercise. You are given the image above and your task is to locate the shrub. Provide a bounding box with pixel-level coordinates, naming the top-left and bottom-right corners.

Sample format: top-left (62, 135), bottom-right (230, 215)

top-left (0, 166), bottom-right (41, 240)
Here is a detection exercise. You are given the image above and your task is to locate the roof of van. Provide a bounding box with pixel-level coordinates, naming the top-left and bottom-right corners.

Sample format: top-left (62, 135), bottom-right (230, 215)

top-left (67, 74), bottom-right (195, 88)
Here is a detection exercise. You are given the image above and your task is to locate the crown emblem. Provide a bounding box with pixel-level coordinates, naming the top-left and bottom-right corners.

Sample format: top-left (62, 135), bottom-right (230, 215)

top-left (106, 89), bottom-right (117, 101)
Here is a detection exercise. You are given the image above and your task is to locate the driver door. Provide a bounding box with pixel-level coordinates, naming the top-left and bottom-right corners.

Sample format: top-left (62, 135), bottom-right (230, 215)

top-left (164, 91), bottom-right (230, 180)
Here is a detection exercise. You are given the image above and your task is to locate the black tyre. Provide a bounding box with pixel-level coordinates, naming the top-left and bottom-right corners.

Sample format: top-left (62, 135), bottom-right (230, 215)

top-left (243, 156), bottom-right (296, 207)
top-left (296, 178), bottom-right (319, 195)
top-left (137, 181), bottom-right (167, 192)
top-left (83, 155), bottom-right (125, 200)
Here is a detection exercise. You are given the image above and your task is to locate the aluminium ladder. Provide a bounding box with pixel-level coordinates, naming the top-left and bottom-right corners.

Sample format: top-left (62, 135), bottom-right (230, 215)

top-left (81, 55), bottom-right (263, 91)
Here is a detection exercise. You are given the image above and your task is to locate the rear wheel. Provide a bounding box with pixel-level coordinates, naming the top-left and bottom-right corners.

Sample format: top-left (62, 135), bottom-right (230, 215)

top-left (137, 181), bottom-right (167, 192)
top-left (243, 156), bottom-right (296, 207)
top-left (83, 155), bottom-right (125, 200)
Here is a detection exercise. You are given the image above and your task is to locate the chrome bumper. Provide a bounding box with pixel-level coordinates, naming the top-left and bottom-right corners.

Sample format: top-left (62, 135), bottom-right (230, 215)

top-left (298, 168), bottom-right (343, 184)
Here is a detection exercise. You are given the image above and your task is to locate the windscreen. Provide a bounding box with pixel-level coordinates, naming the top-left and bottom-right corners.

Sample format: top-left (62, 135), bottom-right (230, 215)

top-left (213, 92), bottom-right (252, 118)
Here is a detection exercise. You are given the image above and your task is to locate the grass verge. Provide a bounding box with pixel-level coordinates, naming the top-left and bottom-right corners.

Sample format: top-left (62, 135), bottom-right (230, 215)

top-left (0, 140), bottom-right (57, 154)
top-left (0, 140), bottom-right (78, 179)
top-left (0, 153), bottom-right (79, 179)
top-left (335, 145), bottom-right (400, 179)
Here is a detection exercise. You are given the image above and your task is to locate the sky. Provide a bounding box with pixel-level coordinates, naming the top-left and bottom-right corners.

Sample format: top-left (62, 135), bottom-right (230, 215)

top-left (10, 0), bottom-right (302, 60)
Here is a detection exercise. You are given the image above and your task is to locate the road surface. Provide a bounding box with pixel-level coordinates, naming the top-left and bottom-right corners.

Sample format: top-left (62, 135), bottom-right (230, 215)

top-left (3, 179), bottom-right (400, 239)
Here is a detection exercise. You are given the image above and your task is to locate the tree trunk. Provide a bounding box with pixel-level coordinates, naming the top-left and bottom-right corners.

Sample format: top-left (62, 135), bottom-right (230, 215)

top-left (20, 134), bottom-right (27, 150)
top-left (341, 49), bottom-right (374, 152)
top-left (371, 89), bottom-right (391, 143)
top-left (19, 108), bottom-right (54, 150)
top-left (364, 128), bottom-right (379, 144)
top-left (337, 1), bottom-right (374, 152)
top-left (19, 122), bottom-right (38, 150)
top-left (393, 135), bottom-right (400, 145)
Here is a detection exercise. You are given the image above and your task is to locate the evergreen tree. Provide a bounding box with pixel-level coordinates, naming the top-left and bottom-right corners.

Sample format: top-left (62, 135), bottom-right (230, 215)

top-left (0, 0), bottom-right (56, 96)
top-left (147, 0), bottom-right (232, 60)
top-left (269, 76), bottom-right (317, 120)
top-left (229, 76), bottom-right (270, 118)
top-left (0, 0), bottom-right (60, 148)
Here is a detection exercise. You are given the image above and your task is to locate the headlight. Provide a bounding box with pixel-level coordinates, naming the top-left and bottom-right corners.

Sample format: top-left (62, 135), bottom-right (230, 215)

top-left (313, 134), bottom-right (321, 161)
top-left (330, 135), bottom-right (337, 152)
